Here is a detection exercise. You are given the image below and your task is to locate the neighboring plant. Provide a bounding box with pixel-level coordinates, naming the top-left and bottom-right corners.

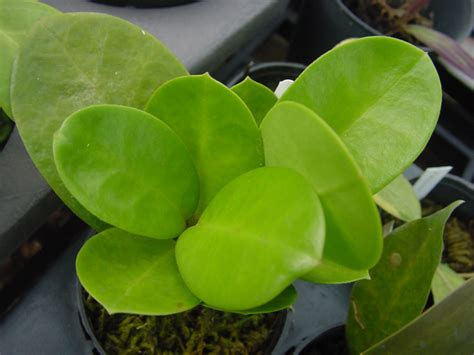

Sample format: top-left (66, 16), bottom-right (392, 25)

top-left (8, 1), bottom-right (458, 340)
top-left (344, 0), bottom-right (474, 80)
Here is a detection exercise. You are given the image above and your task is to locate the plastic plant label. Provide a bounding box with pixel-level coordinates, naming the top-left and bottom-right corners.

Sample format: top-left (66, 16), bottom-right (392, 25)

top-left (413, 166), bottom-right (452, 199)
top-left (274, 79), bottom-right (294, 99)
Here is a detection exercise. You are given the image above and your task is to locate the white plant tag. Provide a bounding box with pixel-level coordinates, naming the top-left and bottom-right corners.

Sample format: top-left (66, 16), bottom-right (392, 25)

top-left (413, 166), bottom-right (452, 199)
top-left (274, 79), bottom-right (294, 98)
top-left (383, 220), bottom-right (395, 237)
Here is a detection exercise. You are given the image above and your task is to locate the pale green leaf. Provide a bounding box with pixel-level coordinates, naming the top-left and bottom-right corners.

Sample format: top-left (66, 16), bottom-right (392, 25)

top-left (12, 12), bottom-right (188, 230)
top-left (176, 167), bottom-right (325, 311)
top-left (0, 0), bottom-right (59, 118)
top-left (206, 285), bottom-right (297, 315)
top-left (77, 228), bottom-right (200, 315)
top-left (145, 74), bottom-right (263, 217)
top-left (432, 263), bottom-right (465, 304)
top-left (261, 102), bottom-right (382, 276)
top-left (54, 105), bottom-right (199, 239)
top-left (231, 77), bottom-right (277, 125)
top-left (0, 0), bottom-right (59, 43)
top-left (280, 36), bottom-right (442, 193)
top-left (346, 202), bottom-right (462, 354)
top-left (374, 174), bottom-right (421, 222)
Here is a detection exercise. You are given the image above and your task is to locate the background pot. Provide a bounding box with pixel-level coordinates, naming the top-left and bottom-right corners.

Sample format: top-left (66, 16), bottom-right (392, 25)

top-left (90, 0), bottom-right (196, 8)
top-left (288, 0), bottom-right (473, 64)
top-left (227, 61), bottom-right (305, 89)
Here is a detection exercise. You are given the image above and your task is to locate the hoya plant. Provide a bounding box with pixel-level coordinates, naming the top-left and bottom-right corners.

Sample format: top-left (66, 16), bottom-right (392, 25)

top-left (9, 7), bottom-right (446, 318)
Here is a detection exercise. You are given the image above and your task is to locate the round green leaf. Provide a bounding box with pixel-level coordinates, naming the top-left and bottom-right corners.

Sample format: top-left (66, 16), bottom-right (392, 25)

top-left (206, 285), bottom-right (297, 315)
top-left (77, 228), bottom-right (200, 315)
top-left (280, 36), bottom-right (442, 193)
top-left (176, 167), bottom-right (325, 311)
top-left (0, 0), bottom-right (59, 43)
top-left (0, 0), bottom-right (59, 118)
top-left (12, 12), bottom-right (188, 230)
top-left (231, 77), bottom-right (277, 125)
top-left (261, 102), bottom-right (382, 275)
top-left (54, 105), bottom-right (199, 239)
top-left (145, 74), bottom-right (264, 217)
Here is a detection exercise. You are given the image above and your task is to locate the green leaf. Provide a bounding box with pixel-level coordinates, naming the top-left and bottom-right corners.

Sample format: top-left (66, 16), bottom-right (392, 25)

top-left (206, 285), bottom-right (297, 315)
top-left (145, 74), bottom-right (263, 217)
top-left (12, 12), bottom-right (188, 231)
top-left (54, 105), bottom-right (199, 239)
top-left (231, 77), bottom-right (277, 125)
top-left (261, 102), bottom-right (382, 275)
top-left (0, 32), bottom-right (17, 118)
top-left (346, 202), bottom-right (462, 354)
top-left (0, 0), bottom-right (59, 43)
top-left (0, 0), bottom-right (59, 118)
top-left (432, 263), bottom-right (465, 304)
top-left (364, 278), bottom-right (474, 355)
top-left (176, 167), bottom-right (325, 311)
top-left (280, 36), bottom-right (442, 193)
top-left (77, 228), bottom-right (200, 315)
top-left (374, 174), bottom-right (421, 222)
top-left (302, 260), bottom-right (370, 284)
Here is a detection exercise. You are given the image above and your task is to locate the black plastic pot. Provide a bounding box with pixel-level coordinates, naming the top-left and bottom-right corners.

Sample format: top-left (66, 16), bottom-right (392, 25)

top-left (227, 62), bottom-right (306, 90)
top-left (90, 0), bottom-right (196, 7)
top-left (288, 0), bottom-right (473, 64)
top-left (0, 128), bottom-right (62, 263)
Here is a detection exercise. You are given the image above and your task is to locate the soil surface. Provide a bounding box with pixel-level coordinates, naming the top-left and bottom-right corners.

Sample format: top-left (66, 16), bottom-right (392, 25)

top-left (83, 293), bottom-right (285, 355)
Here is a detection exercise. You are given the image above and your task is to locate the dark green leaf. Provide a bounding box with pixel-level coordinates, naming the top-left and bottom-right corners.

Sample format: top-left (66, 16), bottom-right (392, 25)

top-left (346, 202), bottom-right (462, 354)
top-left (364, 278), bottom-right (474, 355)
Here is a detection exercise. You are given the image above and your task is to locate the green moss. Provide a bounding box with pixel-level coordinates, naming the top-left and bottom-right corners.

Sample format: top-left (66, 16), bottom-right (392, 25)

top-left (83, 292), bottom-right (285, 354)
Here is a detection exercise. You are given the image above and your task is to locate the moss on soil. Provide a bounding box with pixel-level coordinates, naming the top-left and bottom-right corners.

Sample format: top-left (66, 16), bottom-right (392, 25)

top-left (83, 292), bottom-right (285, 355)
